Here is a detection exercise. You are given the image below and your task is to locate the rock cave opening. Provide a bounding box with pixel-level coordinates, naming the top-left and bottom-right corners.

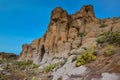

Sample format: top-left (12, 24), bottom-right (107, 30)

top-left (41, 45), bottom-right (45, 61)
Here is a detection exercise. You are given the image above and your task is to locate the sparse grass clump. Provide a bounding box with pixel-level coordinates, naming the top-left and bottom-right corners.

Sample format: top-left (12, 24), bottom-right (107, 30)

top-left (44, 63), bottom-right (57, 73)
top-left (67, 53), bottom-right (72, 56)
top-left (0, 60), bottom-right (3, 64)
top-left (76, 45), bottom-right (97, 67)
top-left (103, 45), bottom-right (117, 56)
top-left (32, 77), bottom-right (38, 80)
top-left (31, 63), bottom-right (40, 69)
top-left (99, 24), bottom-right (108, 28)
top-left (57, 77), bottom-right (62, 80)
top-left (16, 60), bottom-right (33, 70)
top-left (79, 32), bottom-right (87, 37)
top-left (96, 36), bottom-right (106, 44)
top-left (15, 60), bottom-right (39, 70)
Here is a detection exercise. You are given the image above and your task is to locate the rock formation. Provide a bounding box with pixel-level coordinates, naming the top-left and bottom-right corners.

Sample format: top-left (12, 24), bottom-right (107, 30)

top-left (0, 52), bottom-right (18, 60)
top-left (1, 4), bottom-right (119, 80)
top-left (18, 5), bottom-right (120, 65)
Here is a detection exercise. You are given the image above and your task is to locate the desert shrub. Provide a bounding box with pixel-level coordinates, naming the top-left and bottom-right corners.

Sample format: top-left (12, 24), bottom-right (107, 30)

top-left (63, 41), bottom-right (66, 43)
top-left (79, 32), bottom-right (87, 37)
top-left (96, 31), bottom-right (109, 43)
top-left (107, 31), bottom-right (120, 44)
top-left (17, 62), bottom-right (26, 70)
top-left (103, 45), bottom-right (117, 56)
top-left (76, 45), bottom-right (97, 67)
top-left (96, 36), bottom-right (106, 43)
top-left (99, 24), bottom-right (108, 28)
top-left (96, 30), bottom-right (120, 45)
top-left (0, 60), bottom-right (3, 64)
top-left (16, 60), bottom-right (33, 70)
top-left (60, 57), bottom-right (67, 67)
top-left (52, 57), bottom-right (61, 60)
top-left (0, 73), bottom-right (3, 78)
top-left (63, 57), bottom-right (67, 63)
top-left (0, 73), bottom-right (7, 80)
top-left (71, 56), bottom-right (77, 63)
top-left (76, 51), bottom-right (96, 67)
top-left (67, 53), bottom-right (72, 56)
top-left (57, 77), bottom-right (62, 80)
top-left (44, 63), bottom-right (57, 73)
top-left (31, 64), bottom-right (40, 69)
top-left (59, 62), bottom-right (65, 67)
top-left (82, 47), bottom-right (87, 50)
top-left (17, 60), bottom-right (33, 66)
top-left (32, 77), bottom-right (38, 80)
top-left (41, 77), bottom-right (49, 80)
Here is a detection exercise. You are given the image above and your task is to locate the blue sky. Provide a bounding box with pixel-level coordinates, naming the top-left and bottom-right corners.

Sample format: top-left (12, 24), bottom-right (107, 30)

top-left (0, 0), bottom-right (120, 55)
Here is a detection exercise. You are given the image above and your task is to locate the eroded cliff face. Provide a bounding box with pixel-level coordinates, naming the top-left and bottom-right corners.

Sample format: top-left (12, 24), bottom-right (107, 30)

top-left (18, 5), bottom-right (120, 64)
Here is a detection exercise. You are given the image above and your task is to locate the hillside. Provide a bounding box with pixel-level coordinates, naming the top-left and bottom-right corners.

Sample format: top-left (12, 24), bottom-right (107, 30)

top-left (0, 5), bottom-right (120, 80)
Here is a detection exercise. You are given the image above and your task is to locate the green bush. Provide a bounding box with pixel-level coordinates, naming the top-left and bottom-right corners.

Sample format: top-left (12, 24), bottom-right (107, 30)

top-left (31, 64), bottom-right (40, 69)
top-left (63, 57), bottom-right (67, 63)
top-left (0, 60), bottom-right (3, 64)
top-left (96, 31), bottom-right (109, 43)
top-left (79, 32), bottom-right (87, 37)
top-left (96, 31), bottom-right (120, 45)
top-left (76, 45), bottom-right (97, 67)
top-left (99, 24), bottom-right (108, 28)
top-left (16, 60), bottom-right (33, 70)
top-left (44, 63), bottom-right (57, 73)
top-left (67, 53), bottom-right (72, 56)
top-left (59, 62), bottom-right (65, 67)
top-left (103, 45), bottom-right (117, 56)
top-left (96, 36), bottom-right (106, 43)
top-left (60, 57), bottom-right (67, 67)
top-left (32, 77), bottom-right (38, 80)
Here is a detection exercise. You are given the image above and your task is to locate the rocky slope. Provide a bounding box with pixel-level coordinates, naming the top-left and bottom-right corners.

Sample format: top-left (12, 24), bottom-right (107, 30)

top-left (0, 59), bottom-right (40, 80)
top-left (17, 5), bottom-right (120, 80)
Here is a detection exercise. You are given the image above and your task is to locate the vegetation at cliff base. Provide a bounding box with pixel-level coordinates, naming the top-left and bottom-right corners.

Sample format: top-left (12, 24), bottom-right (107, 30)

top-left (102, 45), bottom-right (117, 56)
top-left (76, 45), bottom-right (97, 67)
top-left (99, 24), bottom-right (108, 28)
top-left (96, 30), bottom-right (120, 45)
top-left (72, 56), bottom-right (77, 63)
top-left (15, 60), bottom-right (39, 70)
top-left (44, 63), bottom-right (57, 73)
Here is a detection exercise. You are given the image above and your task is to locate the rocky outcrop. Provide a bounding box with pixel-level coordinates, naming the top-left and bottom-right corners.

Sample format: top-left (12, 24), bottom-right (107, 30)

top-left (18, 5), bottom-right (120, 65)
top-left (0, 52), bottom-right (18, 60)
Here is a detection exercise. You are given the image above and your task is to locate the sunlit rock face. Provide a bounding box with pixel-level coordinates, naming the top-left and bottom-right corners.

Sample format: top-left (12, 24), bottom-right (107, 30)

top-left (18, 5), bottom-right (120, 65)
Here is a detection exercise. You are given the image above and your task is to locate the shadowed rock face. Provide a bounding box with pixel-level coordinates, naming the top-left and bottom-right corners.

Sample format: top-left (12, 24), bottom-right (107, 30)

top-left (18, 5), bottom-right (120, 64)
